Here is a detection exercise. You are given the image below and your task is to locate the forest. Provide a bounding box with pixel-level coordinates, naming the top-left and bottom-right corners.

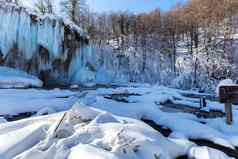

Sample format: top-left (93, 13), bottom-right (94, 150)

top-left (87, 0), bottom-right (238, 90)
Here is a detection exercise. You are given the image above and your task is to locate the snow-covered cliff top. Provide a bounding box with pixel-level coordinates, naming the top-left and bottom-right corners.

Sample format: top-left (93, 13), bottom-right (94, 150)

top-left (0, 1), bottom-right (88, 39)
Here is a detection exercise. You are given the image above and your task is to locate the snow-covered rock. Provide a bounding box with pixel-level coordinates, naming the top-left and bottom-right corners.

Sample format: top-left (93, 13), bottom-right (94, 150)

top-left (0, 67), bottom-right (43, 88)
top-left (69, 102), bottom-right (100, 124)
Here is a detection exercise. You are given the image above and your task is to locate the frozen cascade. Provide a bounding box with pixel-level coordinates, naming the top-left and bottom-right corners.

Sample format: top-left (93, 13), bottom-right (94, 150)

top-left (0, 2), bottom-right (93, 85)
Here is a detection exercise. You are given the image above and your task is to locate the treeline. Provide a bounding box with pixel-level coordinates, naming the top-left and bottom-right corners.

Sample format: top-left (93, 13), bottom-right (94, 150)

top-left (90, 0), bottom-right (238, 59)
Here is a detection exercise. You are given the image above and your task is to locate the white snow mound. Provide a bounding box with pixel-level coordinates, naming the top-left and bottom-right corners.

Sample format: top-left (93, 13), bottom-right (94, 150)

top-left (188, 146), bottom-right (232, 159)
top-left (0, 67), bottom-right (43, 88)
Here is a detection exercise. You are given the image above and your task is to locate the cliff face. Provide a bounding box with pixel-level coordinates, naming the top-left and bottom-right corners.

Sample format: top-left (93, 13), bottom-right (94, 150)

top-left (0, 2), bottom-right (90, 85)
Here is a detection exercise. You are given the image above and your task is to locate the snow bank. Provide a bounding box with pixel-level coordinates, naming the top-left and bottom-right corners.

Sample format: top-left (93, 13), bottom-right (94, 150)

top-left (0, 124), bottom-right (47, 159)
top-left (0, 67), bottom-right (43, 88)
top-left (188, 146), bottom-right (232, 159)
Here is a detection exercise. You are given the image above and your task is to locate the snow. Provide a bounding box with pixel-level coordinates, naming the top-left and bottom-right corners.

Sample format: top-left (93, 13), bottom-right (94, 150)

top-left (0, 67), bottom-right (43, 88)
top-left (0, 89), bottom-right (77, 115)
top-left (69, 102), bottom-right (100, 123)
top-left (68, 144), bottom-right (119, 159)
top-left (0, 124), bottom-right (47, 159)
top-left (77, 86), bottom-right (238, 149)
top-left (0, 1), bottom-right (237, 158)
top-left (0, 117), bottom-right (6, 124)
top-left (70, 84), bottom-right (79, 89)
top-left (216, 79), bottom-right (235, 96)
top-left (91, 112), bottom-right (119, 124)
top-left (0, 106), bottom-right (184, 159)
top-left (0, 84), bottom-right (238, 158)
top-left (36, 107), bottom-right (56, 116)
top-left (151, 114), bottom-right (234, 148)
top-left (188, 146), bottom-right (233, 159)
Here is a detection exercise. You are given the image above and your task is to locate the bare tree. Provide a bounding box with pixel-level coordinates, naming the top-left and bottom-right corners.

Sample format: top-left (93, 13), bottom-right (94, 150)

top-left (35, 0), bottom-right (54, 14)
top-left (60, 0), bottom-right (87, 25)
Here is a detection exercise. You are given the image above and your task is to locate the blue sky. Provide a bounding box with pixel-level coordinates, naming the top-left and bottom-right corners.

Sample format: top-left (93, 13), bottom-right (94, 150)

top-left (87, 0), bottom-right (187, 13)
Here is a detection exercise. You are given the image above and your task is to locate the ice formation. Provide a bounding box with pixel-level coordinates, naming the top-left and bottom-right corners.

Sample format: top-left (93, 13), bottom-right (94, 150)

top-left (0, 2), bottom-right (90, 84)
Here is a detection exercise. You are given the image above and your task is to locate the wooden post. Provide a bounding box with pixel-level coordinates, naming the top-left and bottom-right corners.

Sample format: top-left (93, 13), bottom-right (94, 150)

top-left (225, 102), bottom-right (233, 125)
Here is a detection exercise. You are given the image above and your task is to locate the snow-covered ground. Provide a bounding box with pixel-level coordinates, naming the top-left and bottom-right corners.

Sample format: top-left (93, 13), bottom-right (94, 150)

top-left (0, 88), bottom-right (77, 115)
top-left (0, 84), bottom-right (237, 159)
top-left (0, 67), bottom-right (43, 88)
